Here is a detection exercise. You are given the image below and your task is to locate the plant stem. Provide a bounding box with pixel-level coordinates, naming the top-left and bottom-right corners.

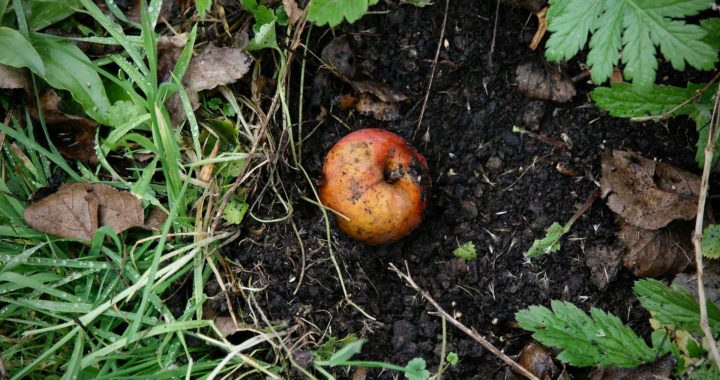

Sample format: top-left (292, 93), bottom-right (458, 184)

top-left (692, 84), bottom-right (720, 369)
top-left (335, 361), bottom-right (407, 373)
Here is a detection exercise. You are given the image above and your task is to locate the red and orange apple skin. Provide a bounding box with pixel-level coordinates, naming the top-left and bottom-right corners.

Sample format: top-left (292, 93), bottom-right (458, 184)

top-left (319, 128), bottom-right (431, 245)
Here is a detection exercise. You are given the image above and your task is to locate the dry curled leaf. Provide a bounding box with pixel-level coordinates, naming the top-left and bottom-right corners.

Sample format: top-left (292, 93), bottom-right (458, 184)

top-left (590, 354), bottom-right (675, 380)
top-left (24, 183), bottom-right (144, 241)
top-left (321, 35), bottom-right (356, 78)
top-left (0, 64), bottom-right (30, 91)
top-left (157, 34), bottom-right (189, 82)
top-left (516, 62), bottom-right (576, 103)
top-left (618, 220), bottom-right (692, 278)
top-left (142, 206), bottom-right (168, 231)
top-left (282, 0), bottom-right (303, 25)
top-left (350, 80), bottom-right (408, 103)
top-left (601, 150), bottom-right (700, 230)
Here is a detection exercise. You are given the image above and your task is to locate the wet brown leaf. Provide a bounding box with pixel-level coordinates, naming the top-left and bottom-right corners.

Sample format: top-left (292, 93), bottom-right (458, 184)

top-left (24, 183), bottom-right (144, 241)
top-left (142, 206), bottom-right (168, 231)
top-left (585, 245), bottom-right (623, 290)
top-left (321, 35), bottom-right (356, 78)
top-left (29, 90), bottom-right (98, 163)
top-left (619, 220), bottom-right (692, 278)
top-left (516, 342), bottom-right (559, 380)
top-left (601, 150), bottom-right (700, 230)
top-left (0, 64), bottom-right (30, 91)
top-left (516, 62), bottom-right (576, 103)
top-left (590, 354), bottom-right (675, 380)
top-left (355, 93), bottom-right (401, 121)
top-left (157, 34), bottom-right (188, 82)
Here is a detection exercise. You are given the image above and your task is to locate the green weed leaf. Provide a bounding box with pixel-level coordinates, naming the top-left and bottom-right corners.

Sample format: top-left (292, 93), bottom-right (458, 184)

top-left (446, 352), bottom-right (458, 366)
top-left (591, 82), bottom-right (718, 167)
top-left (321, 339), bottom-right (366, 366)
top-left (223, 197), bottom-right (249, 225)
top-left (29, 32), bottom-right (111, 122)
top-left (306, 0), bottom-right (378, 27)
top-left (524, 222), bottom-right (568, 258)
top-left (242, 0), bottom-right (278, 51)
top-left (634, 279), bottom-right (720, 334)
top-left (453, 241), bottom-right (477, 261)
top-left (404, 357), bottom-right (430, 380)
top-left (195, 0), bottom-right (211, 18)
top-left (546, 0), bottom-right (717, 89)
top-left (0, 27), bottom-right (45, 75)
top-left (516, 300), bottom-right (655, 368)
top-left (25, 0), bottom-right (81, 31)
top-left (703, 225), bottom-right (720, 259)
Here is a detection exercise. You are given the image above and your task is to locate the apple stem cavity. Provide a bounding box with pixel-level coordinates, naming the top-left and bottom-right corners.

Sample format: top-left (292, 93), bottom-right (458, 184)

top-left (384, 167), bottom-right (404, 183)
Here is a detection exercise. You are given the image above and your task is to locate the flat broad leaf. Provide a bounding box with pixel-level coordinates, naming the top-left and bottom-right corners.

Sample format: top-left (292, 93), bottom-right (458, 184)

top-left (0, 27), bottom-right (45, 76)
top-left (516, 300), bottom-right (656, 368)
top-left (24, 183), bottom-right (144, 241)
top-left (29, 32), bottom-right (111, 122)
top-left (25, 0), bottom-right (82, 30)
top-left (634, 279), bottom-right (720, 334)
top-left (223, 197), bottom-right (249, 225)
top-left (546, 0), bottom-right (717, 89)
top-left (307, 0), bottom-right (375, 27)
top-left (404, 358), bottom-right (430, 380)
top-left (525, 222), bottom-right (568, 258)
top-left (184, 46), bottom-right (251, 92)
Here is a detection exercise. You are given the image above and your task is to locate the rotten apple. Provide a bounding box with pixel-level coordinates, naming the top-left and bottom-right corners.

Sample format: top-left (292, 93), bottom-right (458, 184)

top-left (319, 128), bottom-right (431, 245)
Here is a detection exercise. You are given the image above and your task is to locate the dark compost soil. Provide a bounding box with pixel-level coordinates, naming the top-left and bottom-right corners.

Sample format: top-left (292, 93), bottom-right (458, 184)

top-left (220, 1), bottom-right (707, 378)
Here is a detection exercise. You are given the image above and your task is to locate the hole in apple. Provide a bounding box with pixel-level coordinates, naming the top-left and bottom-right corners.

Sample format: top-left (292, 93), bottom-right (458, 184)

top-left (384, 162), bottom-right (404, 184)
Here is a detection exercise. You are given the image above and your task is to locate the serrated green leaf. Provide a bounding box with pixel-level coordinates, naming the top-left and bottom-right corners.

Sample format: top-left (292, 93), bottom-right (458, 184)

top-left (29, 32), bottom-right (110, 122)
top-left (516, 300), bottom-right (655, 368)
top-left (453, 241), bottom-right (477, 261)
top-left (524, 222), bottom-right (568, 258)
top-left (0, 27), bottom-right (45, 75)
top-left (306, 0), bottom-right (372, 27)
top-left (223, 197), bottom-right (249, 225)
top-left (701, 18), bottom-right (720, 50)
top-left (634, 279), bottom-right (720, 335)
top-left (546, 0), bottom-right (718, 89)
top-left (196, 0), bottom-right (211, 18)
top-left (703, 225), bottom-right (720, 259)
top-left (689, 362), bottom-right (720, 380)
top-left (404, 357), bottom-right (430, 380)
top-left (242, 0), bottom-right (278, 51)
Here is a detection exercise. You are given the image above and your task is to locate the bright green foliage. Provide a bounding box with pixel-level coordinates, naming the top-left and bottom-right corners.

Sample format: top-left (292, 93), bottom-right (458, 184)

top-left (223, 197), bottom-right (249, 225)
top-left (404, 358), bottom-right (430, 380)
top-left (516, 300), bottom-right (657, 368)
top-left (591, 82), bottom-right (717, 167)
top-left (446, 352), bottom-right (459, 366)
top-left (306, 0), bottom-right (380, 27)
top-left (525, 222), bottom-right (568, 258)
top-left (689, 363), bottom-right (720, 379)
top-left (29, 32), bottom-right (112, 123)
top-left (0, 27), bottom-right (45, 75)
top-left (195, 0), bottom-right (211, 18)
top-left (24, 0), bottom-right (81, 30)
top-left (703, 225), bottom-right (720, 259)
top-left (545, 0), bottom-right (718, 90)
top-left (313, 334), bottom-right (360, 362)
top-left (242, 0), bottom-right (279, 51)
top-left (701, 18), bottom-right (720, 50)
top-left (453, 241), bottom-right (477, 261)
top-left (634, 279), bottom-right (720, 334)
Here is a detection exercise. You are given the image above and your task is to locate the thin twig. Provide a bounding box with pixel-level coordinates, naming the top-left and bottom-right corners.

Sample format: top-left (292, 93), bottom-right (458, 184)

top-left (413, 0), bottom-right (450, 142)
top-left (488, 0), bottom-right (500, 65)
top-left (692, 84), bottom-right (720, 369)
top-left (389, 262), bottom-right (540, 380)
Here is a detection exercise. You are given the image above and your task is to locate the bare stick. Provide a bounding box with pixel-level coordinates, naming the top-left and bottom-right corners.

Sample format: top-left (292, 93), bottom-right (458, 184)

top-left (692, 83), bottom-right (720, 369)
top-left (488, 0), bottom-right (500, 65)
top-left (413, 0), bottom-right (450, 142)
top-left (389, 262), bottom-right (540, 380)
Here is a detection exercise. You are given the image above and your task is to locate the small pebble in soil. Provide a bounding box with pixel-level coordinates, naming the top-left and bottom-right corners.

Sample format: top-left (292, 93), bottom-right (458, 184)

top-left (486, 156), bottom-right (503, 171)
top-left (459, 200), bottom-right (479, 220)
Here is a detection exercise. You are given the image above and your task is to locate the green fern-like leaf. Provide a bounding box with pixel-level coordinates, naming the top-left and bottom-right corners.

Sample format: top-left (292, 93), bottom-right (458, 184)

top-left (516, 300), bottom-right (656, 368)
top-left (546, 0), bottom-right (718, 89)
top-left (306, 0), bottom-right (379, 27)
top-left (634, 279), bottom-right (720, 334)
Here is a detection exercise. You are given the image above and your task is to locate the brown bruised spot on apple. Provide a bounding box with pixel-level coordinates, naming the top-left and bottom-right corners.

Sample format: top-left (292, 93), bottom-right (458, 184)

top-left (319, 128), bottom-right (431, 245)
